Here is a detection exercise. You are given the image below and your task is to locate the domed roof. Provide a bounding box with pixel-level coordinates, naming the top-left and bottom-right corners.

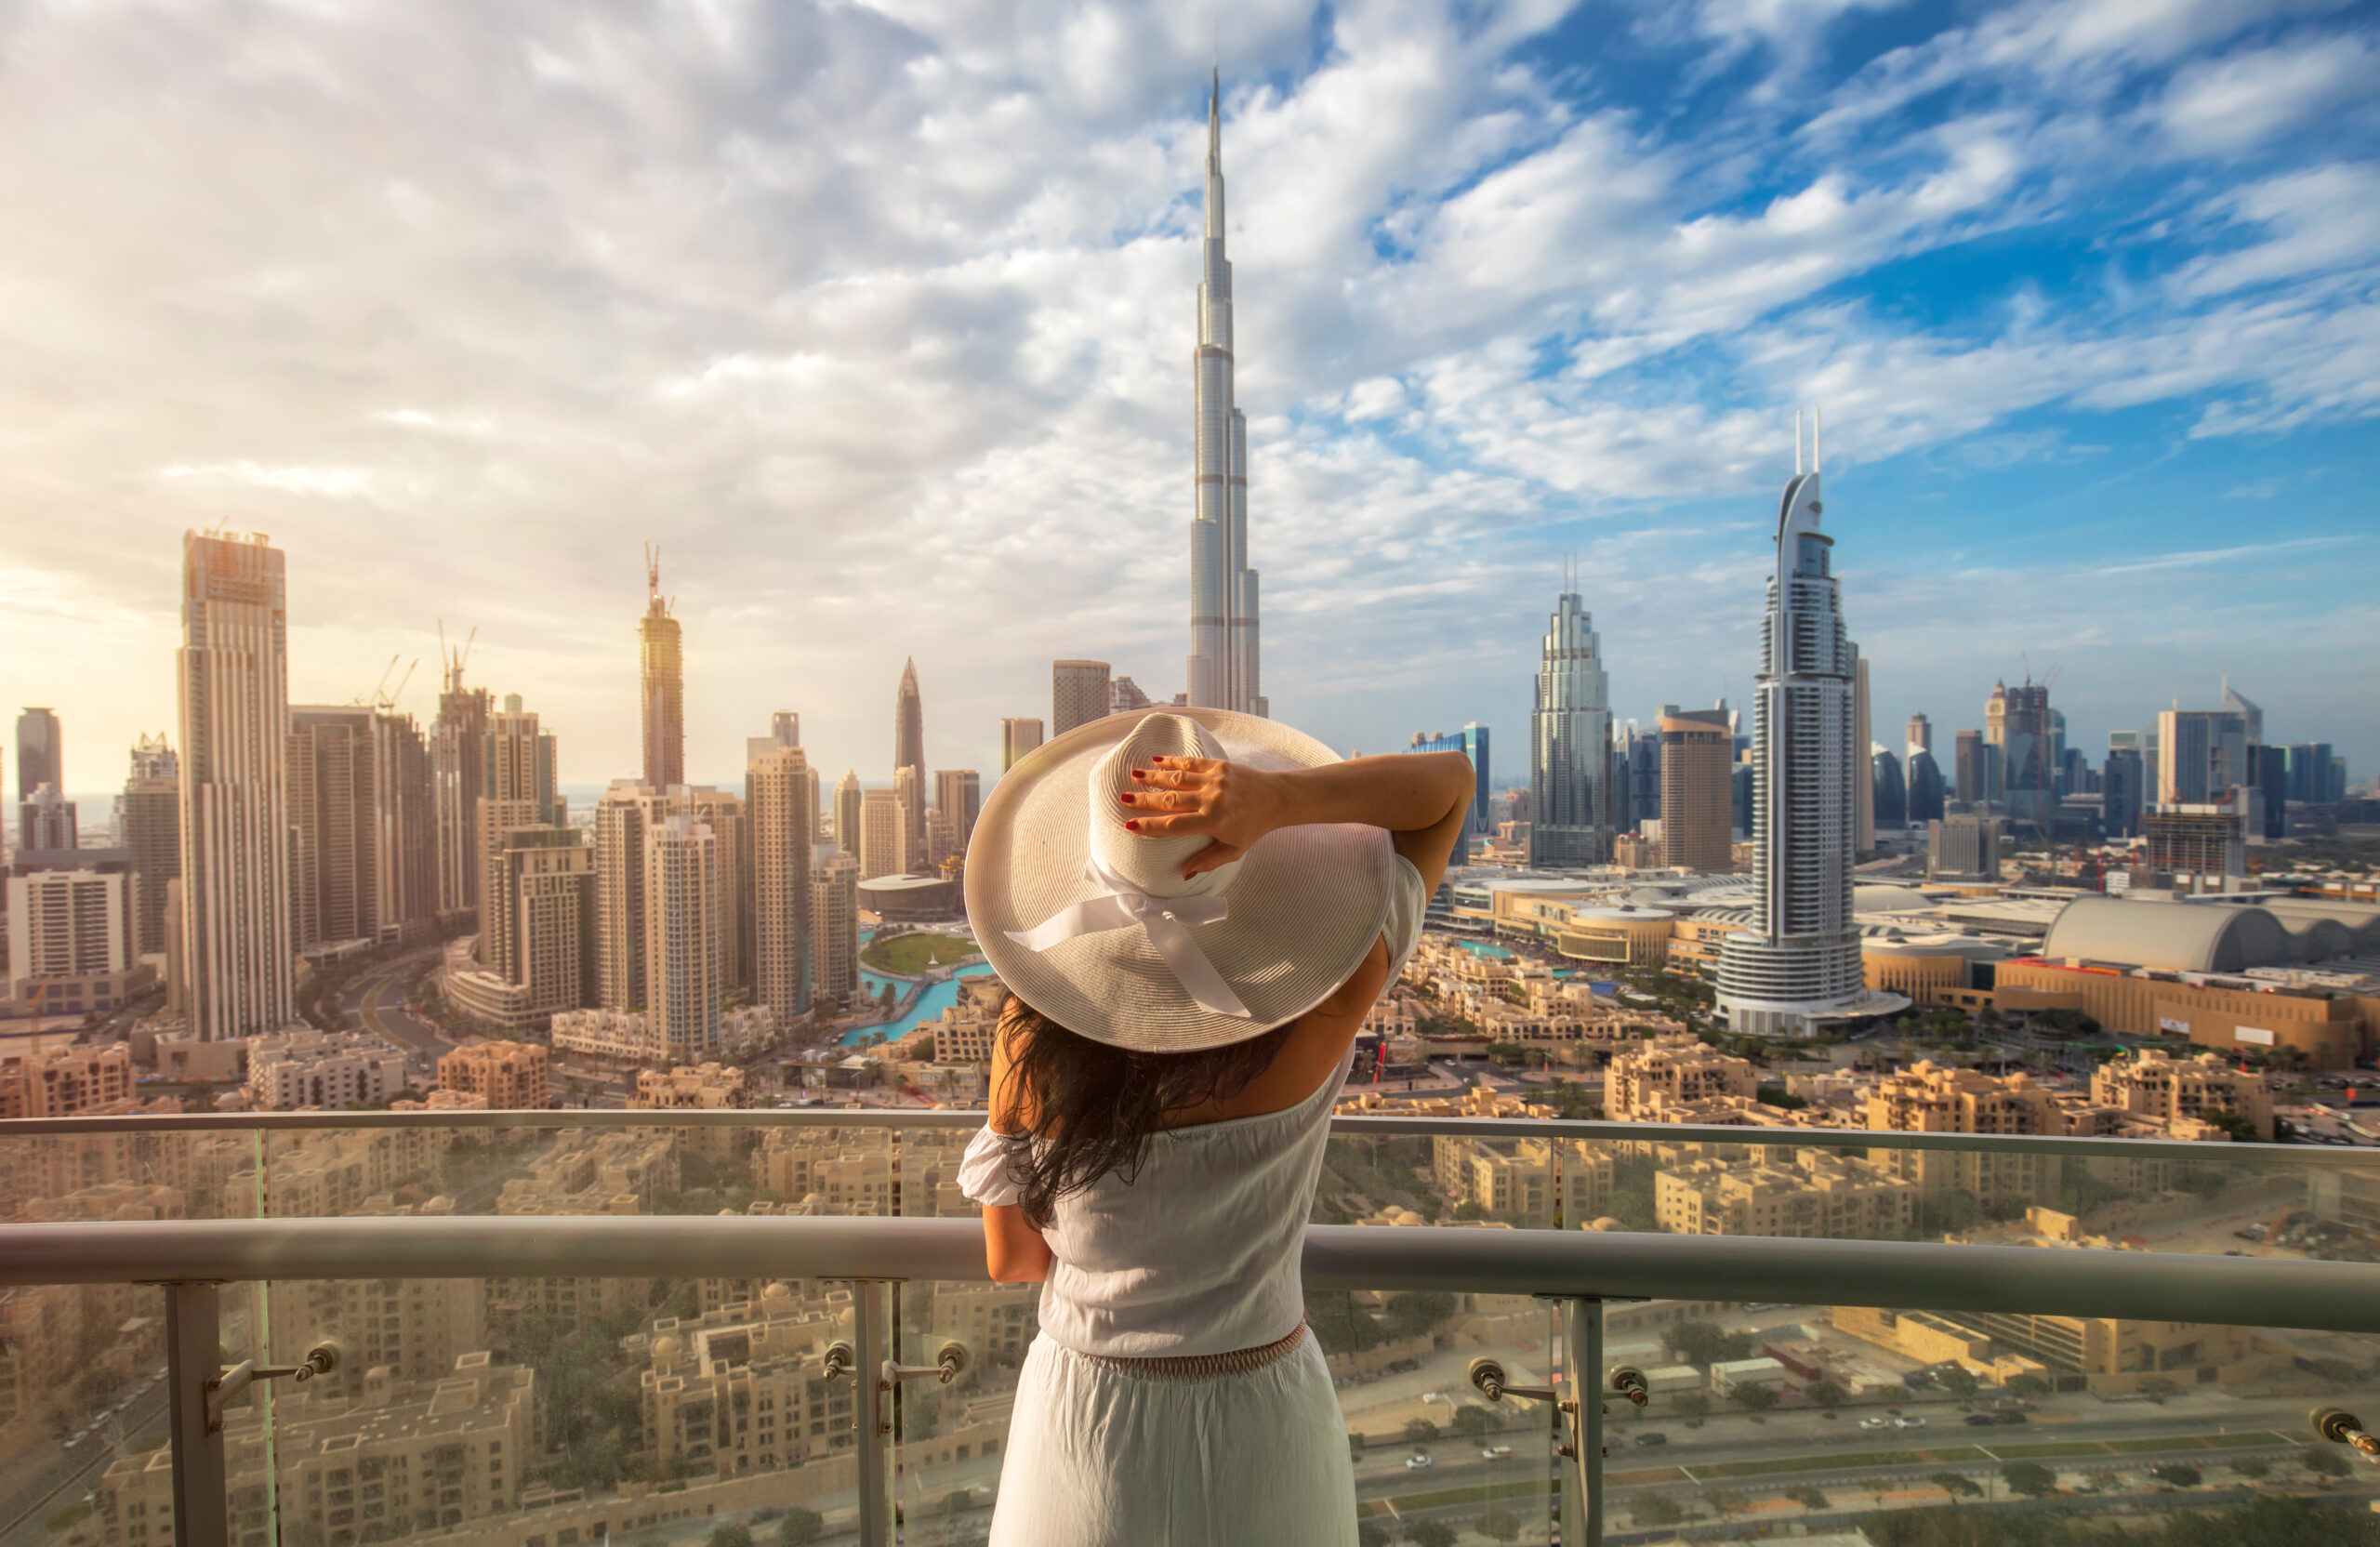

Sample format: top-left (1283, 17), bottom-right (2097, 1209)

top-left (1586, 1217), bottom-right (1622, 1232)
top-left (652, 1334), bottom-right (681, 1359)
top-left (2040, 896), bottom-right (2290, 973)
top-left (1854, 884), bottom-right (1933, 914)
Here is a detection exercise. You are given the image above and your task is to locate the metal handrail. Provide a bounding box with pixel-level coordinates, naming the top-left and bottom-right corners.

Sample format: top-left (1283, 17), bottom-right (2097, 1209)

top-left (4, 1214), bottom-right (2377, 1332)
top-left (7, 1106), bottom-right (2375, 1167)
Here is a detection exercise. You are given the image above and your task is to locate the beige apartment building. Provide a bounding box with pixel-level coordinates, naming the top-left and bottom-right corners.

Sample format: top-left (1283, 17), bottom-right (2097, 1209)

top-left (1606, 1036), bottom-right (1757, 1118)
top-left (639, 1292), bottom-right (855, 1477)
top-left (1864, 1061), bottom-right (2061, 1135)
top-left (266, 1277), bottom-right (489, 1397)
top-left (438, 1041), bottom-right (550, 1110)
top-left (1659, 708), bottom-right (1734, 871)
top-left (633, 1063), bottom-right (751, 1109)
top-left (0, 1040), bottom-right (134, 1117)
top-left (1657, 1149), bottom-right (1917, 1239)
top-left (96, 1354), bottom-right (535, 1547)
top-left (2090, 1049), bottom-right (2273, 1139)
top-left (759, 1130), bottom-right (897, 1215)
top-left (1431, 1136), bottom-right (1614, 1226)
top-left (859, 787), bottom-right (903, 880)
top-left (246, 1031), bottom-right (410, 1112)
top-left (748, 746), bottom-right (815, 1024)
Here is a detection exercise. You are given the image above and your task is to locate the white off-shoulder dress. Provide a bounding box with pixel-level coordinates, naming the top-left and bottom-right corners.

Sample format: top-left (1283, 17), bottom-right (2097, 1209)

top-left (957, 854), bottom-right (1429, 1547)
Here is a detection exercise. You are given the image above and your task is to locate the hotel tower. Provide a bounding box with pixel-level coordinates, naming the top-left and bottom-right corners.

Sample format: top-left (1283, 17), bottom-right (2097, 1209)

top-left (1187, 73), bottom-right (1265, 717)
top-left (1717, 421), bottom-right (1904, 1037)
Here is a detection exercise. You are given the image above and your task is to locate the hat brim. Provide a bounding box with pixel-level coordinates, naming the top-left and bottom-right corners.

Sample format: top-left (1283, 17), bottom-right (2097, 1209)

top-left (964, 707), bottom-right (1392, 1052)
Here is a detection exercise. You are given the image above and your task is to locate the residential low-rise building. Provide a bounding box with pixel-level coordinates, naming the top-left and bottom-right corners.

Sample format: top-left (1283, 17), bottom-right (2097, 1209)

top-left (0, 1040), bottom-right (135, 1117)
top-left (436, 1040), bottom-right (549, 1110)
top-left (246, 1030), bottom-right (410, 1111)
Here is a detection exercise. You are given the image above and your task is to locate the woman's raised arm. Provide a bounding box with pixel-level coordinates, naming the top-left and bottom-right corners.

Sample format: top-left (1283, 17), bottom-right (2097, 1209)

top-left (1122, 749), bottom-right (1474, 895)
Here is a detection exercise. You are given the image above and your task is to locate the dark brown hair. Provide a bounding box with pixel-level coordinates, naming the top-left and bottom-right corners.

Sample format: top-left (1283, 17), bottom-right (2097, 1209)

top-left (994, 993), bottom-right (1291, 1229)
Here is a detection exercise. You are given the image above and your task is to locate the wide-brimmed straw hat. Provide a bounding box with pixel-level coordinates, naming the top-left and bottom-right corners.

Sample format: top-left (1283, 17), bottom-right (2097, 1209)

top-left (965, 707), bottom-right (1392, 1052)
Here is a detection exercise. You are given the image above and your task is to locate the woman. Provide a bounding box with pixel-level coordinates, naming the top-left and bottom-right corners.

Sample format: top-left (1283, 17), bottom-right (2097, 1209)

top-left (957, 707), bottom-right (1473, 1545)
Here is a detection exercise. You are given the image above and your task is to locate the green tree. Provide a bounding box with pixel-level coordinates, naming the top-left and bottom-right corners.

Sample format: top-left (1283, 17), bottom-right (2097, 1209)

top-left (1406, 1523), bottom-right (1457, 1547)
top-left (1670, 1392), bottom-right (1709, 1420)
top-left (2151, 1463), bottom-right (2201, 1488)
top-left (1936, 1365), bottom-right (1980, 1399)
top-left (1403, 1417), bottom-right (1440, 1446)
top-left (1452, 1198), bottom-right (1488, 1221)
top-left (1728, 1382), bottom-right (1780, 1412)
top-left (2138, 1376), bottom-right (2183, 1403)
top-left (1304, 1290), bottom-right (1383, 1355)
top-left (707, 1524), bottom-right (754, 1547)
top-left (776, 1509), bottom-right (823, 1545)
top-left (1633, 1495), bottom-right (1685, 1526)
top-left (1661, 1320), bottom-right (1753, 1368)
top-left (1929, 1473), bottom-right (1981, 1499)
top-left (2303, 1446), bottom-right (2351, 1478)
top-left (1788, 1485), bottom-right (1829, 1510)
top-left (1805, 1379), bottom-right (1847, 1411)
top-left (1449, 1405), bottom-right (1500, 1439)
top-left (2004, 1374), bottom-right (2052, 1397)
top-left (939, 1490), bottom-right (972, 1517)
top-left (2000, 1461), bottom-right (2058, 1498)
top-left (1476, 1506), bottom-right (1522, 1542)
top-left (2229, 1457), bottom-right (2269, 1479)
top-left (1382, 1291), bottom-right (1458, 1341)
top-left (1357, 1524), bottom-right (1393, 1547)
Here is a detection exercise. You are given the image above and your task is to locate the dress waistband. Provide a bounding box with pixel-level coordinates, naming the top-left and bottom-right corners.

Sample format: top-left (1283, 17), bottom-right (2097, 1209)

top-left (1071, 1321), bottom-right (1310, 1381)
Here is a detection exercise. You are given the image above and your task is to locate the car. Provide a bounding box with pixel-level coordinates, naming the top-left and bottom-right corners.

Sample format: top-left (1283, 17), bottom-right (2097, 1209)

top-left (1964, 1414), bottom-right (1995, 1426)
top-left (1480, 1446), bottom-right (1513, 1461)
top-left (1404, 1455), bottom-right (1434, 1471)
top-left (1859, 1417), bottom-right (1891, 1430)
top-left (1632, 1432), bottom-right (1669, 1448)
top-left (65, 1432), bottom-right (87, 1449)
top-left (1894, 1417), bottom-right (1927, 1429)
top-left (1994, 1411), bottom-right (2029, 1425)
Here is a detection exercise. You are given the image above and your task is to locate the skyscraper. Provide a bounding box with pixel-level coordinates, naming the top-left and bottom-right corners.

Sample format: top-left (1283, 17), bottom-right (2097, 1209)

top-left (1110, 676), bottom-right (1155, 716)
top-left (176, 530), bottom-right (294, 1040)
top-left (834, 770), bottom-right (863, 856)
top-left (1998, 679), bottom-right (2053, 825)
top-left (1717, 440), bottom-right (1892, 1037)
top-left (1853, 657), bottom-right (1874, 853)
top-left (1906, 748), bottom-right (1947, 824)
top-left (859, 787), bottom-right (902, 879)
top-left (288, 706), bottom-right (382, 951)
top-left (595, 782), bottom-right (669, 1012)
top-left (1527, 576), bottom-right (1612, 868)
top-left (1186, 73), bottom-right (1265, 718)
top-left (892, 767), bottom-right (923, 873)
top-left (643, 813), bottom-right (718, 1059)
top-left (1905, 711), bottom-right (1932, 760)
top-left (447, 825), bottom-right (593, 1031)
top-left (1953, 730), bottom-right (1988, 806)
top-left (2157, 708), bottom-right (2248, 807)
top-left (640, 550), bottom-right (684, 792)
top-left (2104, 734), bottom-right (2144, 840)
top-left (16, 707), bottom-right (63, 843)
top-left (19, 787), bottom-right (78, 850)
top-left (811, 849), bottom-right (860, 1011)
top-left (894, 658), bottom-right (925, 857)
top-left (1872, 748), bottom-right (1907, 828)
top-left (372, 710), bottom-right (436, 941)
top-left (682, 787), bottom-right (749, 995)
top-left (1000, 719), bottom-right (1044, 772)
top-left (1052, 660), bottom-right (1112, 736)
top-left (1658, 708), bottom-right (1732, 871)
top-left (431, 654), bottom-right (490, 918)
top-left (749, 746), bottom-right (814, 1025)
top-left (120, 735), bottom-right (179, 959)
top-left (935, 770), bottom-right (983, 854)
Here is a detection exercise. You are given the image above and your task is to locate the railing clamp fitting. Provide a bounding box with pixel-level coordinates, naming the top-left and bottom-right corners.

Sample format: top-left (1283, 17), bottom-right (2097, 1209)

top-left (2312, 1407), bottom-right (2380, 1462)
top-left (204, 1342), bottom-right (339, 1434)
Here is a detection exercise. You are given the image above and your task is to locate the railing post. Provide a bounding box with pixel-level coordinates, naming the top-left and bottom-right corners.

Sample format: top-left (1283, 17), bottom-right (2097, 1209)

top-left (851, 1282), bottom-right (891, 1547)
top-left (162, 1282), bottom-right (229, 1547)
top-left (1563, 1298), bottom-right (1604, 1547)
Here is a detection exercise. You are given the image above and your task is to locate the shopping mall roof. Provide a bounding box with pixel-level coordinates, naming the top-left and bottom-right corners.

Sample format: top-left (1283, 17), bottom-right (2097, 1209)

top-left (2038, 895), bottom-right (2292, 974)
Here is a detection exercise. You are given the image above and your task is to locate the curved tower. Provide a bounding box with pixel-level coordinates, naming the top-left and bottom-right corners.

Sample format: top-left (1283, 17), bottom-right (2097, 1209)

top-left (1717, 435), bottom-right (1904, 1036)
top-left (1187, 72), bottom-right (1265, 717)
top-left (894, 658), bottom-right (925, 856)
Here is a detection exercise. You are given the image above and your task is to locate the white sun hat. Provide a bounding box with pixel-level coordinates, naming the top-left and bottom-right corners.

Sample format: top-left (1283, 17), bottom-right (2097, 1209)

top-left (964, 707), bottom-right (1393, 1052)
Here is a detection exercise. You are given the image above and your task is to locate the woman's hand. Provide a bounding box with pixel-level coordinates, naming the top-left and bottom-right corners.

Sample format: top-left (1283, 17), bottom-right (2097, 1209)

top-left (1119, 755), bottom-right (1289, 879)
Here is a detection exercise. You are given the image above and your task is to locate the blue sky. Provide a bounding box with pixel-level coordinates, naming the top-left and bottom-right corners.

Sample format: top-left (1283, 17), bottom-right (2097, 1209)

top-left (0, 0), bottom-right (2373, 797)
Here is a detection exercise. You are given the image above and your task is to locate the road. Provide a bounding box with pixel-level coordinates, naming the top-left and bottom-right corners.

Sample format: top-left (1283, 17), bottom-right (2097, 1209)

top-left (0, 1382), bottom-right (168, 1547)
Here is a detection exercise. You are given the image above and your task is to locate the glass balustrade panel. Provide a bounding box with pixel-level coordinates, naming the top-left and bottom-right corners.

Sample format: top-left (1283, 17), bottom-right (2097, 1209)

top-left (1587, 1295), bottom-right (2378, 1541)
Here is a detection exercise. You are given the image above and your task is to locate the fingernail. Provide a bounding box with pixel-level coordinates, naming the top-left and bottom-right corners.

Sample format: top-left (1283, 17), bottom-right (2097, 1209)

top-left (1124, 819), bottom-right (1141, 832)
top-left (1130, 769), bottom-right (1146, 780)
top-left (1119, 793), bottom-right (1135, 805)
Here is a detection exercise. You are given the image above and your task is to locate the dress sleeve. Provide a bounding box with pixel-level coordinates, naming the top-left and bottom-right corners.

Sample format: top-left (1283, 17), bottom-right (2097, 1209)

top-left (1381, 855), bottom-right (1430, 985)
top-left (957, 1125), bottom-right (1028, 1209)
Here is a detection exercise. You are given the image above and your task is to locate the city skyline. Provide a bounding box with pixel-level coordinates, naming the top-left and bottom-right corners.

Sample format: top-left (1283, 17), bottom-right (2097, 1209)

top-left (3, 3), bottom-right (2375, 790)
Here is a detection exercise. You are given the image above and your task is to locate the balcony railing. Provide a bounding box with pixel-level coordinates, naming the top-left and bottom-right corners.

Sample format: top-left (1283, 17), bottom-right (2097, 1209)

top-left (5, 1110), bottom-right (2377, 1547)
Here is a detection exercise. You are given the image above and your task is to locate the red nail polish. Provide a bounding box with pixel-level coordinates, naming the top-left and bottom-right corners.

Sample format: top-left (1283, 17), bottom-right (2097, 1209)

top-left (1124, 819), bottom-right (1140, 831)
top-left (1120, 793), bottom-right (1135, 804)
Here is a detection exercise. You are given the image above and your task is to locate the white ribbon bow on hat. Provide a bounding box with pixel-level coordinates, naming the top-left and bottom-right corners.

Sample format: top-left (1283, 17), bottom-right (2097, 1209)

top-left (1005, 854), bottom-right (1253, 1019)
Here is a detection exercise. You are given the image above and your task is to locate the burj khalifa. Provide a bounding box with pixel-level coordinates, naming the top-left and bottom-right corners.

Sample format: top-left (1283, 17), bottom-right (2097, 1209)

top-left (1188, 72), bottom-right (1266, 718)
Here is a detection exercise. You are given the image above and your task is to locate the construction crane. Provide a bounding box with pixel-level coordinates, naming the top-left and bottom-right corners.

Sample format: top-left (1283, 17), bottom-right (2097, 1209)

top-left (437, 621), bottom-right (478, 694)
top-left (352, 654), bottom-right (419, 712)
